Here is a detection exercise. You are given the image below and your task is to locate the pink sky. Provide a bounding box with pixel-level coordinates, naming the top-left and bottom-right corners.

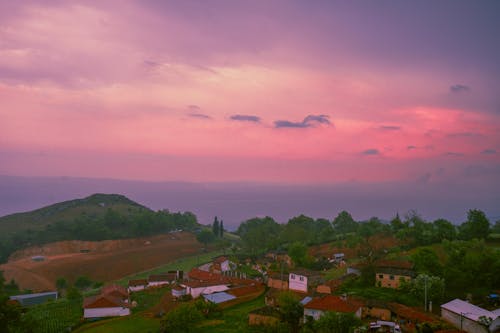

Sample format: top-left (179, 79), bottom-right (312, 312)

top-left (1, 1), bottom-right (499, 186)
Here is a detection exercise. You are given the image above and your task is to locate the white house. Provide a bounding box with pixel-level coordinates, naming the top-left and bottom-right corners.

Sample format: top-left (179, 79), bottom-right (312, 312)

top-left (128, 279), bottom-right (147, 292)
top-left (289, 272), bottom-right (308, 293)
top-left (181, 281), bottom-right (229, 299)
top-left (441, 299), bottom-right (499, 333)
top-left (303, 295), bottom-right (363, 321)
top-left (147, 274), bottom-right (172, 288)
top-left (83, 295), bottom-right (130, 319)
top-left (211, 256), bottom-right (233, 273)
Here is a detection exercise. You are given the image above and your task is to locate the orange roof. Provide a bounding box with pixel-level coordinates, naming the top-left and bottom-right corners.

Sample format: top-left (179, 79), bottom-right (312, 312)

top-left (83, 295), bottom-right (127, 309)
top-left (148, 273), bottom-right (175, 282)
top-left (188, 268), bottom-right (229, 282)
top-left (375, 260), bottom-right (413, 269)
top-left (388, 302), bottom-right (437, 323)
top-left (227, 284), bottom-right (264, 297)
top-left (182, 280), bottom-right (228, 288)
top-left (304, 295), bottom-right (363, 313)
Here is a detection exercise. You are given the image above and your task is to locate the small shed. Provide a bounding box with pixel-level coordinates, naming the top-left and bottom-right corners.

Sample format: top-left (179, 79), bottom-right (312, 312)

top-left (202, 292), bottom-right (236, 304)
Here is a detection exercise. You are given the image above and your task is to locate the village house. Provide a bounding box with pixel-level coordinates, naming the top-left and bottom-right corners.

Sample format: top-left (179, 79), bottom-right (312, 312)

top-left (267, 272), bottom-right (289, 290)
top-left (303, 295), bottom-right (363, 321)
top-left (375, 261), bottom-right (415, 289)
top-left (171, 285), bottom-right (187, 298)
top-left (128, 279), bottom-right (148, 292)
top-left (210, 256), bottom-right (233, 274)
top-left (441, 299), bottom-right (500, 333)
top-left (181, 280), bottom-right (230, 298)
top-left (289, 270), bottom-right (322, 293)
top-left (83, 294), bottom-right (130, 319)
top-left (147, 274), bottom-right (173, 288)
top-left (82, 284), bottom-right (130, 319)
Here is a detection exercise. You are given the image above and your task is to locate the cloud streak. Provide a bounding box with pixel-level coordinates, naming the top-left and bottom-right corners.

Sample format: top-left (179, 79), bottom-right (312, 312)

top-left (274, 114), bottom-right (330, 128)
top-left (230, 114), bottom-right (261, 123)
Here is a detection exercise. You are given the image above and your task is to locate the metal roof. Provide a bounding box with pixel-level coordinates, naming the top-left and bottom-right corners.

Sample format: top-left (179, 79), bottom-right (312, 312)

top-left (202, 292), bottom-right (236, 304)
top-left (10, 291), bottom-right (58, 306)
top-left (441, 299), bottom-right (496, 322)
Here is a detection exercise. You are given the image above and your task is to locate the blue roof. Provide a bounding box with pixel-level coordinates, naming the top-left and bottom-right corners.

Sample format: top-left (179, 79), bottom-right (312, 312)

top-left (10, 291), bottom-right (58, 306)
top-left (202, 292), bottom-right (236, 304)
top-left (300, 296), bottom-right (312, 305)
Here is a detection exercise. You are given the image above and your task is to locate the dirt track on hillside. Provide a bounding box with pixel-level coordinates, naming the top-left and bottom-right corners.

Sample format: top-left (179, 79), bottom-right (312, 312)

top-left (0, 232), bottom-right (204, 291)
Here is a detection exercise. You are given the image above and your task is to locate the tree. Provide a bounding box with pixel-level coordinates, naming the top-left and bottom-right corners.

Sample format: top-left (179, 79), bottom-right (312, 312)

top-left (288, 242), bottom-right (309, 267)
top-left (237, 217), bottom-right (281, 254)
top-left (278, 291), bottom-right (303, 333)
top-left (56, 277), bottom-right (67, 291)
top-left (74, 276), bottom-right (92, 290)
top-left (411, 248), bottom-right (443, 277)
top-left (402, 274), bottom-right (445, 309)
top-left (432, 219), bottom-right (456, 241)
top-left (332, 211), bottom-right (358, 234)
top-left (196, 229), bottom-right (216, 248)
top-left (160, 303), bottom-right (203, 333)
top-left (458, 209), bottom-right (490, 240)
top-left (66, 287), bottom-right (82, 300)
top-left (313, 311), bottom-right (362, 333)
top-left (212, 216), bottom-right (220, 237)
top-left (219, 220), bottom-right (224, 237)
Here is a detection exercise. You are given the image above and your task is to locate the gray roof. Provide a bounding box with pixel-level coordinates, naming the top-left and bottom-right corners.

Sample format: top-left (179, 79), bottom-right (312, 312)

top-left (441, 299), bottom-right (497, 322)
top-left (10, 291), bottom-right (58, 307)
top-left (202, 292), bottom-right (236, 304)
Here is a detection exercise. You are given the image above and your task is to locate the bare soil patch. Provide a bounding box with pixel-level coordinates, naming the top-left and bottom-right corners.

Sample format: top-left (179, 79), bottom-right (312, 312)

top-left (0, 232), bottom-right (204, 291)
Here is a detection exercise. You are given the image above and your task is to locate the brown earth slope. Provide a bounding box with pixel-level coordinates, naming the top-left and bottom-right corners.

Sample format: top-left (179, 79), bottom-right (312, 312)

top-left (0, 232), bottom-right (203, 291)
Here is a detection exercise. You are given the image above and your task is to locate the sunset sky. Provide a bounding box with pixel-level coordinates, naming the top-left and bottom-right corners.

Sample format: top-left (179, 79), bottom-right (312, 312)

top-left (1, 1), bottom-right (499, 206)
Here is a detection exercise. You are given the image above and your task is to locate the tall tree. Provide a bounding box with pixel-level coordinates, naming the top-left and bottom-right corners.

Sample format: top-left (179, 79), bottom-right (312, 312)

top-left (332, 211), bottom-right (358, 234)
top-left (458, 209), bottom-right (490, 240)
top-left (313, 311), bottom-right (362, 333)
top-left (212, 216), bottom-right (220, 237)
top-left (278, 291), bottom-right (303, 333)
top-left (196, 230), bottom-right (216, 248)
top-left (219, 220), bottom-right (224, 237)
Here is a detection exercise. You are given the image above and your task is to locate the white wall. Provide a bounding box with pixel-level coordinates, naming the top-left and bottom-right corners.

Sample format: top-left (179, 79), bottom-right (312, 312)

top-left (289, 273), bottom-right (308, 293)
top-left (84, 307), bottom-right (130, 319)
top-left (441, 308), bottom-right (489, 333)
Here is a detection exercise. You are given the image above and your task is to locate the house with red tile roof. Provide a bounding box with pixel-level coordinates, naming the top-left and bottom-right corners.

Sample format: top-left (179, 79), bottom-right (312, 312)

top-left (303, 295), bottom-right (364, 321)
top-left (181, 280), bottom-right (230, 298)
top-left (101, 284), bottom-right (128, 300)
top-left (83, 294), bottom-right (130, 319)
top-left (128, 279), bottom-right (148, 292)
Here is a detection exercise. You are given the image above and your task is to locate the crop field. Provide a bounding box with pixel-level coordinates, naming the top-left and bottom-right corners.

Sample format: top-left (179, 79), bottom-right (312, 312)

top-left (28, 299), bottom-right (82, 333)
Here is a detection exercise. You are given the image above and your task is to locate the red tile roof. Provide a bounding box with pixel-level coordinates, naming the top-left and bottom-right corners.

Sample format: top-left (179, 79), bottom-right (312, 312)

top-left (388, 302), bottom-right (437, 323)
top-left (375, 260), bottom-right (413, 269)
top-left (304, 295), bottom-right (364, 313)
top-left (214, 256), bottom-right (228, 264)
top-left (227, 283), bottom-right (264, 297)
top-left (188, 268), bottom-right (229, 283)
top-left (83, 295), bottom-right (128, 309)
top-left (128, 279), bottom-right (148, 287)
top-left (182, 280), bottom-right (229, 288)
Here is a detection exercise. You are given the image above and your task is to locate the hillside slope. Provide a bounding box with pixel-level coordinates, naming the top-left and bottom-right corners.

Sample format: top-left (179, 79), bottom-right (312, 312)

top-left (0, 193), bottom-right (148, 238)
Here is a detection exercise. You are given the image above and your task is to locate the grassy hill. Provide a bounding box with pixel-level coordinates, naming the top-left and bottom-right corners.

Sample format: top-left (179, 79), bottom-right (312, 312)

top-left (0, 193), bottom-right (199, 263)
top-left (0, 193), bottom-right (149, 240)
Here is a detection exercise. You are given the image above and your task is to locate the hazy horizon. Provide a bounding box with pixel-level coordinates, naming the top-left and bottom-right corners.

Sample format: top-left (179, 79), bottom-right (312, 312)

top-left (1, 175), bottom-right (498, 230)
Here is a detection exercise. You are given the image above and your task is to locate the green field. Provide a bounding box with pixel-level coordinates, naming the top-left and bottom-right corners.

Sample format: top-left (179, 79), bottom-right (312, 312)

top-left (27, 299), bottom-right (82, 333)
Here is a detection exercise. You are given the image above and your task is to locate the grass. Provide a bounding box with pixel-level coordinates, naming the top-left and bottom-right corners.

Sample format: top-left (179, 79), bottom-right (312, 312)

top-left (196, 294), bottom-right (266, 333)
top-left (323, 266), bottom-right (347, 281)
top-left (73, 314), bottom-right (160, 333)
top-left (130, 286), bottom-right (170, 313)
top-left (114, 250), bottom-right (223, 285)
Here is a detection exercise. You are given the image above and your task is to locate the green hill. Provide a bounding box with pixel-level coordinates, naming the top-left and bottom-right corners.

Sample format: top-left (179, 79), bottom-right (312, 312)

top-left (0, 193), bottom-right (148, 239)
top-left (0, 194), bottom-right (199, 263)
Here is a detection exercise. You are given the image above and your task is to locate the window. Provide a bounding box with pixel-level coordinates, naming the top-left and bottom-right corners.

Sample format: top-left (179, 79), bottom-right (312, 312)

top-left (291, 274), bottom-right (295, 280)
top-left (378, 274), bottom-right (383, 279)
top-left (389, 275), bottom-right (395, 280)
top-left (299, 276), bottom-right (304, 281)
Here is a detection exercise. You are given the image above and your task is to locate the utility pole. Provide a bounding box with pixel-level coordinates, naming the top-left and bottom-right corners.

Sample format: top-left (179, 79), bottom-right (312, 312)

top-left (424, 275), bottom-right (428, 312)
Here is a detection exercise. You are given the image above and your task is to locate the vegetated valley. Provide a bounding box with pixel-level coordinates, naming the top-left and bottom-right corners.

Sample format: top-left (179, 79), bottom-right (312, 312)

top-left (1, 194), bottom-right (499, 333)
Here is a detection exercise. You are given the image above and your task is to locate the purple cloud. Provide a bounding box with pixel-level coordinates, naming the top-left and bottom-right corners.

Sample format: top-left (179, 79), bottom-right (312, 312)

top-left (481, 149), bottom-right (497, 155)
top-left (362, 149), bottom-right (380, 155)
top-left (188, 113), bottom-right (212, 120)
top-left (230, 114), bottom-right (261, 123)
top-left (274, 114), bottom-right (330, 129)
top-left (379, 125), bottom-right (401, 131)
top-left (450, 84), bottom-right (470, 93)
